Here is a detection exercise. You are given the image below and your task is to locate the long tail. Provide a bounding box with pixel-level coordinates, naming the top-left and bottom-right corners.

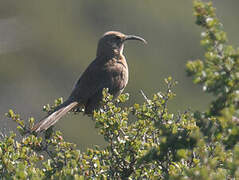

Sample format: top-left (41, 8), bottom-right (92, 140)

top-left (32, 100), bottom-right (78, 132)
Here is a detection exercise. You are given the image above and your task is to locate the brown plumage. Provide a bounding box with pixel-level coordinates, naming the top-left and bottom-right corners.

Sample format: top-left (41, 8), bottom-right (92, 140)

top-left (32, 31), bottom-right (146, 132)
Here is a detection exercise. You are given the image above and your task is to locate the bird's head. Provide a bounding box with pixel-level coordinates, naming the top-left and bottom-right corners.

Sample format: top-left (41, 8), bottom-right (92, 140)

top-left (96, 31), bottom-right (147, 57)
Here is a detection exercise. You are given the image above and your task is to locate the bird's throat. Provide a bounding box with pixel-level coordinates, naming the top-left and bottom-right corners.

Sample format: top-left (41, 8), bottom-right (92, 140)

top-left (119, 44), bottom-right (124, 55)
top-left (113, 44), bottom-right (124, 57)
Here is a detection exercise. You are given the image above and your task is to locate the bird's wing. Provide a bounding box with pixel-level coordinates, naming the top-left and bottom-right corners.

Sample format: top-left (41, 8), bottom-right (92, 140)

top-left (68, 57), bottom-right (111, 103)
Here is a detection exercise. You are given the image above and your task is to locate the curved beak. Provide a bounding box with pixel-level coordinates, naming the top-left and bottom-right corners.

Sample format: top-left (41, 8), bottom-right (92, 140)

top-left (124, 35), bottom-right (147, 44)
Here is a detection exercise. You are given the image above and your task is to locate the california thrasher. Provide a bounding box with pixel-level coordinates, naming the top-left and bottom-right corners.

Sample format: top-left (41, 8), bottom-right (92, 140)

top-left (32, 31), bottom-right (146, 132)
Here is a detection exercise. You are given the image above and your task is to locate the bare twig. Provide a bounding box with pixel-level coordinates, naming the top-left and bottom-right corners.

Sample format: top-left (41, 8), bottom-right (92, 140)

top-left (140, 89), bottom-right (150, 104)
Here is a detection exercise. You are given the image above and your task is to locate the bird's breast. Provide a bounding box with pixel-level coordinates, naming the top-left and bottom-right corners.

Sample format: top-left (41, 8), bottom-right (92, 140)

top-left (105, 56), bottom-right (129, 94)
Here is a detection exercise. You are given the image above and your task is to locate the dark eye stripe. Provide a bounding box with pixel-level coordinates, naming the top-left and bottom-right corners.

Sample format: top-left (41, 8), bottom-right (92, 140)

top-left (115, 36), bottom-right (121, 40)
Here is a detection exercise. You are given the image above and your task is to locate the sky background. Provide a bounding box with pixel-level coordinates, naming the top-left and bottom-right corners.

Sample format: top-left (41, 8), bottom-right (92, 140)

top-left (1, 0), bottom-right (239, 150)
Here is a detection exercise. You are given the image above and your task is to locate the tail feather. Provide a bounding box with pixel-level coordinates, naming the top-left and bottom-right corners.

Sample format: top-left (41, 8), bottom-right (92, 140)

top-left (32, 101), bottom-right (78, 132)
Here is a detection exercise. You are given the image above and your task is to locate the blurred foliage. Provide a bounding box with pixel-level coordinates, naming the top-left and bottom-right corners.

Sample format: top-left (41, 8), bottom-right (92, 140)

top-left (1, 0), bottom-right (239, 179)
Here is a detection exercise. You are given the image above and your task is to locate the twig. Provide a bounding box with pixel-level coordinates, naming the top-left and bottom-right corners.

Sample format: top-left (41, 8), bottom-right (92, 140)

top-left (140, 90), bottom-right (150, 104)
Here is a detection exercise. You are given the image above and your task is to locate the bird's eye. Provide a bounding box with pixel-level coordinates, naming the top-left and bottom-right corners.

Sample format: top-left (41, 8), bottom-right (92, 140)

top-left (115, 36), bottom-right (121, 41)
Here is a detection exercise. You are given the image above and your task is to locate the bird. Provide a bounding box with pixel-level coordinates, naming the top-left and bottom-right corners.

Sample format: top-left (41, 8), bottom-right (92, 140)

top-left (32, 31), bottom-right (147, 132)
